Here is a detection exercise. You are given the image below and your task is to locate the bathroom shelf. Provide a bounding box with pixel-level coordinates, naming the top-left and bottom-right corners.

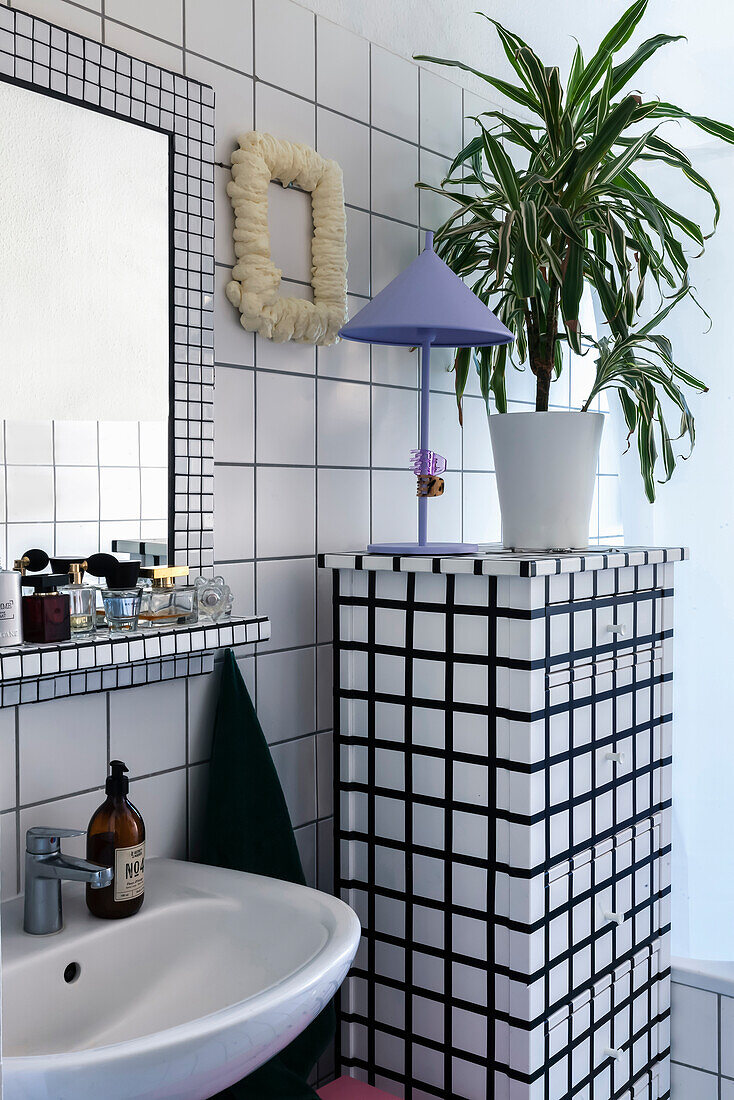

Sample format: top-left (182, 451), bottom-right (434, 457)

top-left (319, 544), bottom-right (688, 578)
top-left (0, 615), bottom-right (270, 708)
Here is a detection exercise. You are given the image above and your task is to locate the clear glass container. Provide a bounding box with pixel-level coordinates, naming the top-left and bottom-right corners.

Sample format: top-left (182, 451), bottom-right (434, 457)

top-left (60, 584), bottom-right (96, 635)
top-left (138, 565), bottom-right (198, 627)
top-left (194, 575), bottom-right (232, 621)
top-left (101, 588), bottom-right (142, 632)
top-left (139, 585), bottom-right (197, 626)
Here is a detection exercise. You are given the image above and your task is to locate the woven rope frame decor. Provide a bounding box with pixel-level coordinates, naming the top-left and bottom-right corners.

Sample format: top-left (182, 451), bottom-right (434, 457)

top-left (225, 131), bottom-right (348, 346)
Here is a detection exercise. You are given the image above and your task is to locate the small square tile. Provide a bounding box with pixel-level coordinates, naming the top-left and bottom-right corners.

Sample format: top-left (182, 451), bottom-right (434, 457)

top-left (345, 206), bottom-right (370, 297)
top-left (215, 265), bottom-right (255, 367)
top-left (256, 371), bottom-right (315, 465)
top-left (130, 768), bottom-right (187, 858)
top-left (255, 466), bottom-right (315, 558)
top-left (371, 216), bottom-right (417, 294)
top-left (108, 0), bottom-right (183, 44)
top-left (18, 694), bottom-right (107, 805)
top-left (670, 1064), bottom-right (717, 1100)
top-left (722, 994), bottom-right (734, 1077)
top-left (256, 557), bottom-right (315, 652)
top-left (214, 465), bottom-right (254, 560)
top-left (254, 0), bottom-right (314, 99)
top-left (371, 385), bottom-right (417, 468)
top-left (215, 366), bottom-right (254, 464)
top-left (316, 18), bottom-right (368, 122)
top-left (110, 679), bottom-right (186, 775)
top-left (254, 80), bottom-right (315, 146)
top-left (317, 468), bottom-right (370, 554)
top-left (317, 378), bottom-right (370, 467)
top-left (420, 68), bottom-right (463, 157)
top-left (270, 733), bottom-right (316, 826)
top-left (317, 109), bottom-right (369, 210)
top-left (371, 131), bottom-right (418, 224)
top-left (5, 421), bottom-right (53, 465)
top-left (257, 646), bottom-right (316, 743)
top-left (371, 45), bottom-right (418, 142)
top-left (54, 421), bottom-right (98, 466)
top-left (419, 149), bottom-right (454, 231)
top-left (185, 0), bottom-right (252, 72)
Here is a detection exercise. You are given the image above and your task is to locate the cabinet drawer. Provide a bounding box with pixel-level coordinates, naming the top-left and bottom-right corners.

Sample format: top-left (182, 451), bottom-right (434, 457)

top-left (497, 815), bottom-right (670, 1022)
top-left (543, 943), bottom-right (667, 1100)
top-left (546, 584), bottom-right (671, 670)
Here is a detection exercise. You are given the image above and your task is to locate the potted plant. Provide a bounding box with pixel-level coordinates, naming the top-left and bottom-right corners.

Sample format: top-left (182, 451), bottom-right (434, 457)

top-left (416, 1), bottom-right (734, 549)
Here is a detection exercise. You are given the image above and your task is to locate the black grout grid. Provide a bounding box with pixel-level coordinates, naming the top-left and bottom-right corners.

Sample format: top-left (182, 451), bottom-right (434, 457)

top-left (0, 3), bottom-right (215, 575)
top-left (0, 615), bottom-right (269, 706)
top-left (330, 557), bottom-right (676, 1099)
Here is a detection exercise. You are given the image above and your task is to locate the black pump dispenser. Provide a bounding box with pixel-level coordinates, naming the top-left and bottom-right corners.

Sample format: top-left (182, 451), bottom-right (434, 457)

top-left (106, 760), bottom-right (130, 796)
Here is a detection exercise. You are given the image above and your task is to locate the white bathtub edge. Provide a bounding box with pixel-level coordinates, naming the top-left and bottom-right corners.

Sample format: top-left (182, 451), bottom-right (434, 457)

top-left (672, 955), bottom-right (734, 998)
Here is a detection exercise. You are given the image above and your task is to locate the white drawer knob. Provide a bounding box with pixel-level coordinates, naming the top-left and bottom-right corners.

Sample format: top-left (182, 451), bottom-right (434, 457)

top-left (605, 751), bottom-right (626, 765)
top-left (602, 909), bottom-right (625, 926)
top-left (608, 623), bottom-right (627, 636)
top-left (604, 1046), bottom-right (623, 1061)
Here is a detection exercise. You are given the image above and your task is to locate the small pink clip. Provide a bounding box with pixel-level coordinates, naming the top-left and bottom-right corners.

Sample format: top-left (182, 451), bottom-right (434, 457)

top-left (410, 449), bottom-right (447, 476)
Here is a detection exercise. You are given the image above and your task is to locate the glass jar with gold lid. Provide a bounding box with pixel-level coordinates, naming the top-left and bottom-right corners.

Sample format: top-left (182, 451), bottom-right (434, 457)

top-left (138, 565), bottom-right (198, 627)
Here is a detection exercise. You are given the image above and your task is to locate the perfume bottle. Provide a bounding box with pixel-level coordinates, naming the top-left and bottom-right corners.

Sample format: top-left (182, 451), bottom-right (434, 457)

top-left (194, 575), bottom-right (232, 621)
top-left (21, 574), bottom-right (72, 643)
top-left (56, 560), bottom-right (96, 636)
top-left (0, 567), bottom-right (23, 647)
top-left (101, 588), bottom-right (143, 632)
top-left (138, 566), bottom-right (198, 626)
top-left (87, 554), bottom-right (142, 633)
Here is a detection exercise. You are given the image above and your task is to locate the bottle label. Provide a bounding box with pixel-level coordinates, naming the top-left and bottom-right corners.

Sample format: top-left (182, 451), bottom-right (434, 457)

top-left (114, 842), bottom-right (145, 902)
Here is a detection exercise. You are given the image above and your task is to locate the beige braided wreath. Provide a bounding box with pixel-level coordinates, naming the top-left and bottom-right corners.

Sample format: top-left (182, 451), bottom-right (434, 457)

top-left (225, 131), bottom-right (348, 346)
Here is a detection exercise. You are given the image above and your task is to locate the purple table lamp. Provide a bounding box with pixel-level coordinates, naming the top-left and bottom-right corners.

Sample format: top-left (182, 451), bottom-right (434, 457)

top-left (340, 231), bottom-right (514, 554)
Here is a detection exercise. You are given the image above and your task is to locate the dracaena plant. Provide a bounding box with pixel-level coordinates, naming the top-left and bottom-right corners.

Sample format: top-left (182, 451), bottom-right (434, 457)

top-left (416, 0), bottom-right (734, 500)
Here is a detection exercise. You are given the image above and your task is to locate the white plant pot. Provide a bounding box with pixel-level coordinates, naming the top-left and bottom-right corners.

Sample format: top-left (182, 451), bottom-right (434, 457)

top-left (489, 411), bottom-right (604, 550)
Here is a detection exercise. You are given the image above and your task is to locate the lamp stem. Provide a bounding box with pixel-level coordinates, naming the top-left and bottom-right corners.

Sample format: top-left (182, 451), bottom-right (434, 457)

top-left (418, 338), bottom-right (432, 547)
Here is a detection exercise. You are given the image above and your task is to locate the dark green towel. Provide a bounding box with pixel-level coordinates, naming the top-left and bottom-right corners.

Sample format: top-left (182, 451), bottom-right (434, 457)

top-left (201, 649), bottom-right (334, 1100)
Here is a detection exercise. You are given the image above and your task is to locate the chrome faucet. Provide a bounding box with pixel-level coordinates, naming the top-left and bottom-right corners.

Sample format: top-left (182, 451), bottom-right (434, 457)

top-left (23, 827), bottom-right (113, 935)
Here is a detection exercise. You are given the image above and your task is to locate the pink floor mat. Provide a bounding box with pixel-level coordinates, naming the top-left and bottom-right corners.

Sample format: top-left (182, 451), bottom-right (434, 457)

top-left (318, 1076), bottom-right (398, 1099)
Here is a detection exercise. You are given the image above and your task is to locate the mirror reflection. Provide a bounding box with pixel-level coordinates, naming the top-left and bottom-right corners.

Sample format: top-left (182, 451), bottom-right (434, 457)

top-left (0, 80), bottom-right (170, 568)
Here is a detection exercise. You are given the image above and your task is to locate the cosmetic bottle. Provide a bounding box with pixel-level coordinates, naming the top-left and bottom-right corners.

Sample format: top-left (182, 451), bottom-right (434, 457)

top-left (0, 567), bottom-right (23, 647)
top-left (86, 760), bottom-right (145, 920)
top-left (87, 554), bottom-right (142, 632)
top-left (195, 575), bottom-right (233, 622)
top-left (17, 550), bottom-right (72, 643)
top-left (138, 566), bottom-right (198, 626)
top-left (55, 559), bottom-right (96, 636)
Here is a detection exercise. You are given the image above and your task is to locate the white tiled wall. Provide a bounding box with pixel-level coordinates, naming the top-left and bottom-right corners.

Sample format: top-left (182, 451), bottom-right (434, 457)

top-left (0, 418), bottom-right (168, 564)
top-left (671, 978), bottom-right (734, 1097)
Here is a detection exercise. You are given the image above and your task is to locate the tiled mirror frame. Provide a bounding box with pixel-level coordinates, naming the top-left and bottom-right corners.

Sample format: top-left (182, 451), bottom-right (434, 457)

top-left (0, 4), bottom-right (215, 571)
top-left (0, 8), bottom-right (271, 705)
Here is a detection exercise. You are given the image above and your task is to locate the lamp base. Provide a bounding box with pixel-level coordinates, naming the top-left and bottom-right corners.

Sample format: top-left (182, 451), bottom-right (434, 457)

top-left (367, 542), bottom-right (479, 555)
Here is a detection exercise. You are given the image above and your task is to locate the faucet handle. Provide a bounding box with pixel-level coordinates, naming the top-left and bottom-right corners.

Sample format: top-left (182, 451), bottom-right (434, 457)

top-left (26, 827), bottom-right (85, 855)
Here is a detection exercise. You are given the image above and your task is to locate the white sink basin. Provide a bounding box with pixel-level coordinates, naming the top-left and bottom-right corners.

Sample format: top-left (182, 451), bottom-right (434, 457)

top-left (1, 858), bottom-right (360, 1100)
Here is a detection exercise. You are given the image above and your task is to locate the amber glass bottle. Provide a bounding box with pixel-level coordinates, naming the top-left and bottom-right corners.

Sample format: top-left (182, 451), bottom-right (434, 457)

top-left (86, 760), bottom-right (145, 919)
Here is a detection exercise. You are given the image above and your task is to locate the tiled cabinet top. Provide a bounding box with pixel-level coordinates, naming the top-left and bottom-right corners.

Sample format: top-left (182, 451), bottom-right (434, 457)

top-left (319, 545), bottom-right (688, 578)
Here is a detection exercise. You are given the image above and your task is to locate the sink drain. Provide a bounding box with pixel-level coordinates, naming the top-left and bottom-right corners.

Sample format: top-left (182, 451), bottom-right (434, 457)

top-left (63, 961), bottom-right (81, 984)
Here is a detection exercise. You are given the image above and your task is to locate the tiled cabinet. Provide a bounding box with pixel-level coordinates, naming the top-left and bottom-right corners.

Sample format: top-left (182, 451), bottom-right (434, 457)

top-left (321, 547), bottom-right (684, 1100)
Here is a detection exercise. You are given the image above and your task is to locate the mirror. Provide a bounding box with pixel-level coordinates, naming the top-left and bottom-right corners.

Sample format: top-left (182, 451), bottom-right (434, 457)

top-left (0, 80), bottom-right (170, 569)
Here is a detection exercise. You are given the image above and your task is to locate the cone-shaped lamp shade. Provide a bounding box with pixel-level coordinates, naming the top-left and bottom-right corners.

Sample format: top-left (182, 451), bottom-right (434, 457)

top-left (339, 232), bottom-right (514, 348)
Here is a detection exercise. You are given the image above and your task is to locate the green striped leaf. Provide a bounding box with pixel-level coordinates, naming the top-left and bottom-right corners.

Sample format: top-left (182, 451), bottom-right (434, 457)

top-left (568, 0), bottom-right (649, 105)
